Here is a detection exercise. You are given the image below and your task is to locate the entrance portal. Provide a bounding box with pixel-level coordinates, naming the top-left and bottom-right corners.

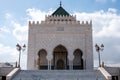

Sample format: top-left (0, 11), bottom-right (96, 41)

top-left (73, 49), bottom-right (83, 70)
top-left (38, 49), bottom-right (47, 70)
top-left (53, 45), bottom-right (68, 70)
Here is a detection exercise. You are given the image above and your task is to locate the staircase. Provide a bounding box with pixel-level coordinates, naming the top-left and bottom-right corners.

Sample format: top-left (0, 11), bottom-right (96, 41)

top-left (12, 70), bottom-right (106, 80)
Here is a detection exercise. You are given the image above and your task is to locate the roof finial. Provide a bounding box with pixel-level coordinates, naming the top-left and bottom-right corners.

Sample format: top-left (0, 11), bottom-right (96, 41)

top-left (60, 1), bottom-right (62, 7)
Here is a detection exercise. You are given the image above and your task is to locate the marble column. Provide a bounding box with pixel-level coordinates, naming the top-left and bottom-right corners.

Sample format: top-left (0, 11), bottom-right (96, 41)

top-left (68, 54), bottom-right (74, 70)
top-left (47, 53), bottom-right (53, 70)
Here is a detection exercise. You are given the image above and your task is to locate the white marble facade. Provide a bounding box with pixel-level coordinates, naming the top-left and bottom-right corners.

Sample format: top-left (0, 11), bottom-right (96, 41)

top-left (27, 7), bottom-right (93, 70)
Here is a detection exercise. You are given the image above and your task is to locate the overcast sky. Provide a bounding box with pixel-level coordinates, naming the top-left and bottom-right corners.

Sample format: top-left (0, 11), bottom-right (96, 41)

top-left (0, 0), bottom-right (120, 69)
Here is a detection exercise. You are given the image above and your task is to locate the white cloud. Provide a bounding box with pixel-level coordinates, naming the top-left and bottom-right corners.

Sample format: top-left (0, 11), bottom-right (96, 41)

top-left (96, 19), bottom-right (120, 38)
top-left (11, 8), bottom-right (53, 43)
top-left (108, 8), bottom-right (117, 13)
top-left (0, 26), bottom-right (11, 40)
top-left (73, 8), bottom-right (120, 38)
top-left (0, 44), bottom-right (18, 60)
top-left (12, 21), bottom-right (28, 42)
top-left (10, 8), bottom-right (53, 43)
top-left (0, 26), bottom-right (11, 33)
top-left (26, 8), bottom-right (53, 22)
top-left (5, 13), bottom-right (13, 20)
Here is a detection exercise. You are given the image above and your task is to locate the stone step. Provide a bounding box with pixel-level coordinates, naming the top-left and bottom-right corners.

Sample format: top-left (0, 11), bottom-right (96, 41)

top-left (12, 70), bottom-right (106, 80)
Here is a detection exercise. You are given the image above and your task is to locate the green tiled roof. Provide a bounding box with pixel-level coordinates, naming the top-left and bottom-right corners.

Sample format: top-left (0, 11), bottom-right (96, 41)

top-left (52, 6), bottom-right (70, 16)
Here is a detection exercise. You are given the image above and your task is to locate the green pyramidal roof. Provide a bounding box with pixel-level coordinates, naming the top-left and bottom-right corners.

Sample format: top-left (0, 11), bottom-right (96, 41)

top-left (52, 6), bottom-right (70, 16)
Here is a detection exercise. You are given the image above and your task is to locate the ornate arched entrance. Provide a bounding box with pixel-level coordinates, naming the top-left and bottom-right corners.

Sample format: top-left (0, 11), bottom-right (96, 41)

top-left (37, 49), bottom-right (47, 70)
top-left (73, 49), bottom-right (84, 70)
top-left (53, 45), bottom-right (68, 70)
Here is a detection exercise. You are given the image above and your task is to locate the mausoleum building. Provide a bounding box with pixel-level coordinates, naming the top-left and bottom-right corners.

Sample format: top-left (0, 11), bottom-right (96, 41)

top-left (27, 4), bottom-right (93, 70)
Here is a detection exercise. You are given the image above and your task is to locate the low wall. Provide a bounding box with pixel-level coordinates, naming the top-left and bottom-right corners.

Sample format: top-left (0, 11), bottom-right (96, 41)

top-left (6, 68), bottom-right (20, 80)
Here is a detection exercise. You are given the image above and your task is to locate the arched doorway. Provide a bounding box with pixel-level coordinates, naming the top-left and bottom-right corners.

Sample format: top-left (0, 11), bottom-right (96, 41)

top-left (37, 49), bottom-right (47, 70)
top-left (73, 49), bottom-right (84, 70)
top-left (53, 45), bottom-right (68, 70)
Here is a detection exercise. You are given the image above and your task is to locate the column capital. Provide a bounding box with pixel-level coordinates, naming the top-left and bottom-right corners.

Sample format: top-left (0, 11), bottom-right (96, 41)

top-left (46, 54), bottom-right (53, 61)
top-left (68, 54), bottom-right (74, 61)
